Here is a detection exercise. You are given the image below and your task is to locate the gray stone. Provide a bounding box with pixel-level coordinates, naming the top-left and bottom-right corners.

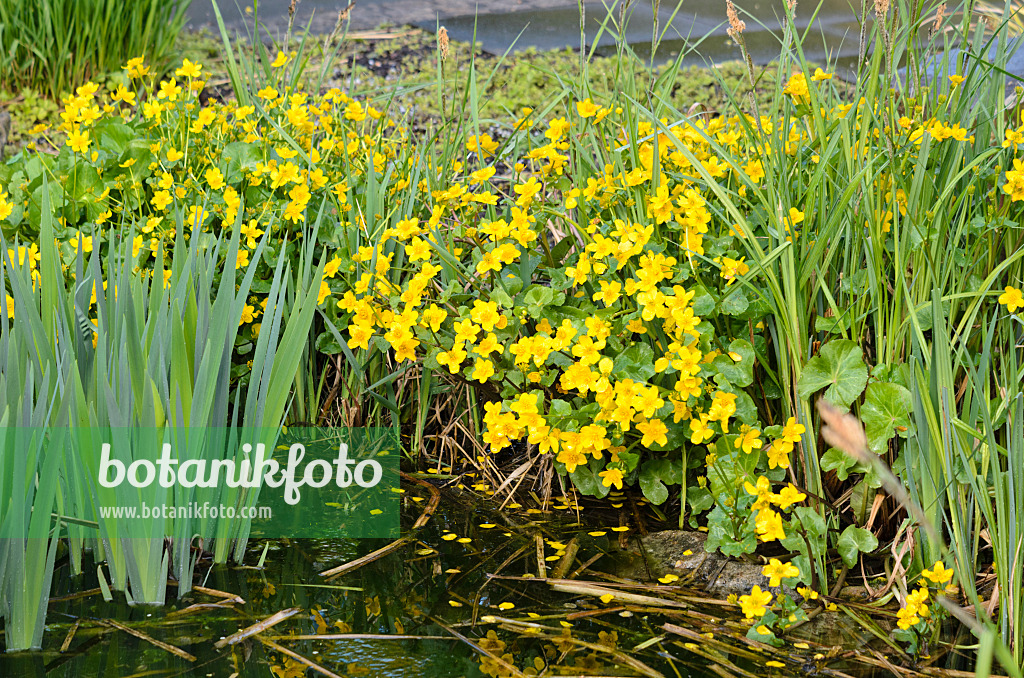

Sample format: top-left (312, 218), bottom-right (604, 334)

top-left (613, 530), bottom-right (787, 598)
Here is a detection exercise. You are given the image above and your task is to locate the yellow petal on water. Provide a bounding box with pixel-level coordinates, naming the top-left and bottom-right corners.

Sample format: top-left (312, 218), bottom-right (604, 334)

top-left (369, 509), bottom-right (382, 515)
top-left (526, 612), bottom-right (540, 619)
top-left (684, 642), bottom-right (699, 650)
top-left (457, 537), bottom-right (472, 544)
top-left (479, 523), bottom-right (497, 528)
top-left (445, 568), bottom-right (461, 574)
top-left (588, 531), bottom-right (607, 537)
top-left (415, 548), bottom-right (436, 555)
top-left (559, 621), bottom-right (573, 628)
top-left (599, 594), bottom-right (615, 603)
top-left (545, 555), bottom-right (561, 561)
top-left (683, 550), bottom-right (693, 556)
top-left (442, 533), bottom-right (458, 541)
top-left (411, 496), bottom-right (424, 502)
top-left (766, 661), bottom-right (785, 668)
top-left (658, 574), bottom-right (679, 584)
top-left (448, 600), bottom-right (463, 607)
top-left (793, 642), bottom-right (810, 650)
top-left (497, 602), bottom-right (515, 610)
top-left (610, 526), bottom-right (630, 532)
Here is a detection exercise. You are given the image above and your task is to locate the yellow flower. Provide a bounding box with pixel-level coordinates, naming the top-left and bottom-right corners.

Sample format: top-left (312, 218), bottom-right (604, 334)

top-left (205, 167), bottom-right (226, 191)
top-left (598, 467), bottom-right (624, 489)
top-left (124, 57), bottom-right (150, 78)
top-left (766, 441), bottom-right (791, 470)
top-left (762, 558), bottom-right (800, 586)
top-left (69, 233), bottom-right (94, 253)
top-left (576, 98), bottom-right (600, 118)
top-left (0, 191), bottom-right (13, 221)
top-left (689, 414), bottom-right (714, 444)
top-left (783, 72), bottom-right (809, 102)
top-left (810, 68), bottom-right (833, 81)
top-left (773, 483), bottom-right (806, 509)
top-left (175, 58), bottom-right (202, 78)
top-left (66, 128), bottom-right (90, 153)
top-left (111, 84), bottom-right (137, 106)
top-left (999, 285), bottom-right (1024, 313)
top-left (637, 418), bottom-right (668, 447)
top-left (949, 74), bottom-right (965, 87)
top-left (347, 324), bottom-right (373, 351)
top-left (735, 428), bottom-right (762, 454)
top-left (781, 416), bottom-right (805, 443)
top-left (240, 304), bottom-right (255, 325)
top-left (755, 508), bottom-right (786, 542)
top-left (471, 359), bottom-right (495, 383)
top-left (921, 561), bottom-right (953, 585)
top-left (271, 50), bottom-right (290, 68)
top-left (739, 585), bottom-right (772, 618)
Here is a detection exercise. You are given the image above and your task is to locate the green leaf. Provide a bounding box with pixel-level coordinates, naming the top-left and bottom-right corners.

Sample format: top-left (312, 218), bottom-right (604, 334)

top-left (687, 485), bottom-right (713, 515)
top-left (861, 382), bottom-right (913, 453)
top-left (814, 313), bottom-right (850, 335)
top-left (836, 525), bottom-right (878, 568)
top-left (719, 285), bottom-right (749, 315)
top-left (612, 343), bottom-right (656, 382)
top-left (570, 461), bottom-right (610, 499)
top-left (712, 339), bottom-right (755, 387)
top-left (821, 447), bottom-right (860, 481)
top-left (797, 339), bottom-right (868, 408)
top-left (639, 458), bottom-right (679, 505)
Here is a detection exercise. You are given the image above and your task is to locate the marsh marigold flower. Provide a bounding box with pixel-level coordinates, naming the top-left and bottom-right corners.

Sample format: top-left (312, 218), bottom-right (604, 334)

top-left (999, 285), bottom-right (1024, 313)
top-left (762, 559), bottom-right (800, 586)
top-left (739, 586), bottom-right (772, 618)
top-left (921, 561), bottom-right (953, 584)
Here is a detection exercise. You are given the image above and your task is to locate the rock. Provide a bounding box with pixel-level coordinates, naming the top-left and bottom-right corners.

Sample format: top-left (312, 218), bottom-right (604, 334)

top-left (612, 530), bottom-right (785, 598)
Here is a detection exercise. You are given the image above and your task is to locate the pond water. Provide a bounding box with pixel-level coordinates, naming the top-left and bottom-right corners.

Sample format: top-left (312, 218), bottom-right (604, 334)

top-left (0, 487), bottom-right (734, 678)
top-left (0, 478), bottom-right (977, 677)
top-left (185, 0), bottom-right (866, 67)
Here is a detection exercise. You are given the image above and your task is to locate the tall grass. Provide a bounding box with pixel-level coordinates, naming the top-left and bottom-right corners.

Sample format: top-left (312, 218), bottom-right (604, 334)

top-left (0, 0), bottom-right (191, 100)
